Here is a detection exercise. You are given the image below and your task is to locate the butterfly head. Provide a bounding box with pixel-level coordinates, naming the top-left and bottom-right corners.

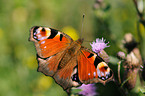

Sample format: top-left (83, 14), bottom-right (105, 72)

top-left (76, 38), bottom-right (84, 44)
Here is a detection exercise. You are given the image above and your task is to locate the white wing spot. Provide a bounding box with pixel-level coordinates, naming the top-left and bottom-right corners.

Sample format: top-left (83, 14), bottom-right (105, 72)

top-left (102, 77), bottom-right (105, 80)
top-left (101, 72), bottom-right (105, 76)
top-left (37, 35), bottom-right (41, 38)
top-left (106, 75), bottom-right (108, 79)
top-left (41, 41), bottom-right (45, 44)
top-left (105, 72), bottom-right (109, 75)
top-left (34, 32), bottom-right (36, 35)
top-left (93, 72), bottom-right (96, 76)
top-left (34, 36), bottom-right (37, 39)
top-left (38, 37), bottom-right (46, 40)
top-left (97, 69), bottom-right (101, 77)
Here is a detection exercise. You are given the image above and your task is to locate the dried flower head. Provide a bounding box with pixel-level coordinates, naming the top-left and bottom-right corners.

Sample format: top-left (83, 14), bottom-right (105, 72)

top-left (90, 38), bottom-right (110, 53)
top-left (117, 51), bottom-right (126, 60)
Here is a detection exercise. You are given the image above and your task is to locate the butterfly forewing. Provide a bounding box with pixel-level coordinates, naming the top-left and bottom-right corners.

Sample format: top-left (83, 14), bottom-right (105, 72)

top-left (29, 26), bottom-right (73, 58)
top-left (78, 49), bottom-right (97, 82)
top-left (29, 26), bottom-right (74, 76)
top-left (77, 48), bottom-right (113, 84)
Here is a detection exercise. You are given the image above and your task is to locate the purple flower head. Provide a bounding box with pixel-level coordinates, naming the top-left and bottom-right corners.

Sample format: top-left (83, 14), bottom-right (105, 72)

top-left (90, 38), bottom-right (110, 53)
top-left (77, 84), bottom-right (98, 96)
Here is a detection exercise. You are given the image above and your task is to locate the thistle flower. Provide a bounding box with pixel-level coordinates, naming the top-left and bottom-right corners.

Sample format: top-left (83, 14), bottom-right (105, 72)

top-left (90, 38), bottom-right (110, 53)
top-left (117, 51), bottom-right (126, 60)
top-left (77, 84), bottom-right (98, 96)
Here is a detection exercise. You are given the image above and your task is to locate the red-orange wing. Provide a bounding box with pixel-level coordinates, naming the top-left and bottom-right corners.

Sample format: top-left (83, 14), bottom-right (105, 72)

top-left (29, 26), bottom-right (73, 58)
top-left (77, 47), bottom-right (113, 84)
top-left (29, 26), bottom-right (73, 76)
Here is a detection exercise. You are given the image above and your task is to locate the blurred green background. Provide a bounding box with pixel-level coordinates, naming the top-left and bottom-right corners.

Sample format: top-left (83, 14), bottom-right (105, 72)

top-left (0, 0), bottom-right (145, 96)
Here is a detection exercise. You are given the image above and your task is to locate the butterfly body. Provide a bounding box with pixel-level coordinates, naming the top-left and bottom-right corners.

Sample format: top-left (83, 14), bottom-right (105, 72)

top-left (29, 26), bottom-right (113, 90)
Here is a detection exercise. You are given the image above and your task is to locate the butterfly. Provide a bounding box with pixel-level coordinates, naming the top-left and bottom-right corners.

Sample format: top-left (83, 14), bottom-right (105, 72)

top-left (29, 26), bottom-right (113, 90)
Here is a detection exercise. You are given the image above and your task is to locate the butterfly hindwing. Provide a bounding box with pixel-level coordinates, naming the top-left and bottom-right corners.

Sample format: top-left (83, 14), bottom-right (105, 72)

top-left (53, 56), bottom-right (78, 89)
top-left (37, 50), bottom-right (65, 76)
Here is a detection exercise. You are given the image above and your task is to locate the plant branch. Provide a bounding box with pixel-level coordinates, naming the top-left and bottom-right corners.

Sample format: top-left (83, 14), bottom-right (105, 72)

top-left (133, 0), bottom-right (145, 25)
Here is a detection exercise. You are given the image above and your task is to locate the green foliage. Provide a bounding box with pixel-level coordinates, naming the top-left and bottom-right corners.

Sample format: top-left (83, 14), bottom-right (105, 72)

top-left (71, 88), bottom-right (82, 94)
top-left (0, 0), bottom-right (145, 96)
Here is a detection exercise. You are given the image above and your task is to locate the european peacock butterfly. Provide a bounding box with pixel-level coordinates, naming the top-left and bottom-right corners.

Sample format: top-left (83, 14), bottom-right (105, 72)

top-left (29, 26), bottom-right (113, 90)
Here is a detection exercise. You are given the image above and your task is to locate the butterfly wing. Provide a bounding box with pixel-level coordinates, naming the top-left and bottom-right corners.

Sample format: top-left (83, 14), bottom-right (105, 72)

top-left (29, 26), bottom-right (113, 90)
top-left (29, 26), bottom-right (73, 58)
top-left (77, 47), bottom-right (113, 85)
top-left (53, 55), bottom-right (80, 90)
top-left (29, 26), bottom-right (73, 76)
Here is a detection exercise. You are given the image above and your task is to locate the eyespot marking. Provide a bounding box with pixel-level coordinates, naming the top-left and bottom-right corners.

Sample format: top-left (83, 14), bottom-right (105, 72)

top-left (104, 66), bottom-right (108, 70)
top-left (32, 27), bottom-right (51, 41)
top-left (42, 28), bottom-right (45, 32)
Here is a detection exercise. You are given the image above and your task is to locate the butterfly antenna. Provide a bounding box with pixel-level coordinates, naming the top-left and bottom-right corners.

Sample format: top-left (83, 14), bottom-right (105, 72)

top-left (80, 14), bottom-right (85, 39)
